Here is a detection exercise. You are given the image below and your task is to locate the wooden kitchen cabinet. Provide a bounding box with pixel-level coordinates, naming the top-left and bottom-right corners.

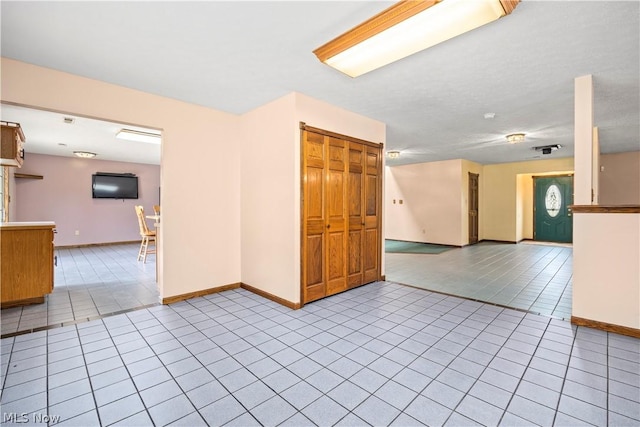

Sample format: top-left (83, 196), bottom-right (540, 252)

top-left (1, 222), bottom-right (55, 308)
top-left (1, 121), bottom-right (26, 167)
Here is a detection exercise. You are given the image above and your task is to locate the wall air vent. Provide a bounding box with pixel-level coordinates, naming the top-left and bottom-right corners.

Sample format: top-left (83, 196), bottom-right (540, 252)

top-left (63, 117), bottom-right (75, 124)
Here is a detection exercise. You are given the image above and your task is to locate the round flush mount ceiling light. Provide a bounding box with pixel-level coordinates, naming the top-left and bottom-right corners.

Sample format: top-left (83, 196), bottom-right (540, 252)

top-left (73, 151), bottom-right (97, 158)
top-left (506, 133), bottom-right (525, 144)
top-left (387, 150), bottom-right (401, 159)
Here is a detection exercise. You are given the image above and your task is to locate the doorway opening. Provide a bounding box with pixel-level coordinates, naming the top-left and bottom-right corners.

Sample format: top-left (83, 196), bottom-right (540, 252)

top-left (0, 103), bottom-right (162, 337)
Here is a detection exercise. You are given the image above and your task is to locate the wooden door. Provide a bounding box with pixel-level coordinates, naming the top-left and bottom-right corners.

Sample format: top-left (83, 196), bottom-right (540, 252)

top-left (468, 172), bottom-right (479, 245)
top-left (534, 175), bottom-right (573, 243)
top-left (301, 125), bottom-right (381, 304)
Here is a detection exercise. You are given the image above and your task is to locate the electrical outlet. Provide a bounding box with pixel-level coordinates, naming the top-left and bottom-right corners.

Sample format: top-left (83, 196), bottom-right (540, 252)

top-left (75, 230), bottom-right (80, 236)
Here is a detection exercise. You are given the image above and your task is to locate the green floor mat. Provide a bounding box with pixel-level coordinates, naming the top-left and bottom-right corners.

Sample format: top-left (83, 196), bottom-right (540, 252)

top-left (385, 239), bottom-right (455, 254)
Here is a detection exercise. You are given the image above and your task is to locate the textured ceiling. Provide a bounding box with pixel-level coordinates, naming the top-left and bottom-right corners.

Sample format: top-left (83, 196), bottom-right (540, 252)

top-left (1, 1), bottom-right (638, 166)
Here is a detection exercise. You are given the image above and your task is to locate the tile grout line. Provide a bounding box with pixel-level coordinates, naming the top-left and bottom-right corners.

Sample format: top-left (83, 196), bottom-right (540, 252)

top-left (0, 336), bottom-right (15, 402)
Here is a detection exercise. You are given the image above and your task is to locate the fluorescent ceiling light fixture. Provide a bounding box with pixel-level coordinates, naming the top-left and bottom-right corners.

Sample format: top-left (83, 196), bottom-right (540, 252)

top-left (116, 129), bottom-right (162, 144)
top-left (73, 151), bottom-right (97, 158)
top-left (387, 150), bottom-right (401, 159)
top-left (314, 0), bottom-right (519, 77)
top-left (506, 133), bottom-right (525, 144)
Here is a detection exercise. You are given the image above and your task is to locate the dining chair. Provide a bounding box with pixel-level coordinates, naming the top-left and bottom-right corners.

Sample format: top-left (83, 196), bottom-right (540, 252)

top-left (134, 205), bottom-right (156, 263)
top-left (153, 205), bottom-right (160, 216)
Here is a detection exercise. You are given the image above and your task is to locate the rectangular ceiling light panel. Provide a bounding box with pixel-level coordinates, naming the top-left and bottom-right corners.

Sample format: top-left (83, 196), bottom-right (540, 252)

top-left (116, 129), bottom-right (162, 144)
top-left (315, 0), bottom-right (518, 78)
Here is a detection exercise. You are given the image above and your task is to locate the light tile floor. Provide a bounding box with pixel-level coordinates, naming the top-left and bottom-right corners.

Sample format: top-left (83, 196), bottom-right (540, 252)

top-left (386, 241), bottom-right (573, 319)
top-left (1, 284), bottom-right (638, 426)
top-left (2, 241), bottom-right (570, 338)
top-left (1, 244), bottom-right (159, 336)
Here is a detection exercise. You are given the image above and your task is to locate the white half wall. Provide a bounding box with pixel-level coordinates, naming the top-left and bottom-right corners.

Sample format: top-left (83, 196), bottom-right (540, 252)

top-left (573, 213), bottom-right (640, 329)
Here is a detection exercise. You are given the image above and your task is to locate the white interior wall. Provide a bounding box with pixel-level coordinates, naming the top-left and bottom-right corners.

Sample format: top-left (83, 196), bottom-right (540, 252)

top-left (240, 93), bottom-right (298, 302)
top-left (1, 58), bottom-right (242, 300)
top-left (385, 159), bottom-right (464, 246)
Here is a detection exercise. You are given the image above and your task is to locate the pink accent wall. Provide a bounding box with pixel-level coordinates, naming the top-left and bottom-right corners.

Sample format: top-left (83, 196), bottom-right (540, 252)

top-left (15, 153), bottom-right (160, 246)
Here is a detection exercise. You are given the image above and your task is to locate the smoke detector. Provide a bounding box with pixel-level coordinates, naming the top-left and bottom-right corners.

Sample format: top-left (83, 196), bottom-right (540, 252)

top-left (533, 144), bottom-right (561, 155)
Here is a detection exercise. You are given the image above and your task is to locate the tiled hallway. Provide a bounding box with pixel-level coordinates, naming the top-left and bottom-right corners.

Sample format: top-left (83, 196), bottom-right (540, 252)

top-left (386, 242), bottom-right (573, 319)
top-left (1, 283), bottom-right (638, 426)
top-left (0, 244), bottom-right (159, 336)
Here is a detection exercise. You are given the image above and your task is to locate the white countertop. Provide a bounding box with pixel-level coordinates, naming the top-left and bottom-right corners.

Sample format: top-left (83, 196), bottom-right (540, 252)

top-left (0, 221), bottom-right (56, 228)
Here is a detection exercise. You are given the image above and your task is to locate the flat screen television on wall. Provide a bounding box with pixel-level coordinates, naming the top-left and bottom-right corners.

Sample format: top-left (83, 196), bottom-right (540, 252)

top-left (92, 173), bottom-right (138, 199)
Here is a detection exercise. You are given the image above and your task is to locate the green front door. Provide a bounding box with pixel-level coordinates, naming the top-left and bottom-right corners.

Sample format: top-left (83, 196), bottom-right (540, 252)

top-left (534, 176), bottom-right (573, 243)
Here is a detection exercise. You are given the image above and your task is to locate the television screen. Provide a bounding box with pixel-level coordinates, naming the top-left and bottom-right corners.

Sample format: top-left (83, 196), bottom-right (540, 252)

top-left (92, 173), bottom-right (138, 199)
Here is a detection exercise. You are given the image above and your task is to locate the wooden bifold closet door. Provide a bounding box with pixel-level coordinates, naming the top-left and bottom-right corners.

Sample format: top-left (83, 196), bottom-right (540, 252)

top-left (301, 124), bottom-right (382, 305)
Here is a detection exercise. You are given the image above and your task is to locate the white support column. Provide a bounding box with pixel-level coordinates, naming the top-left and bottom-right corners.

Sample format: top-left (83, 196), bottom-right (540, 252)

top-left (574, 75), bottom-right (594, 205)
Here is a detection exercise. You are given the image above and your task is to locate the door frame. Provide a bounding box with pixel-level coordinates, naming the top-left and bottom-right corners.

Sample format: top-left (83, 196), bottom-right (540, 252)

top-left (533, 173), bottom-right (574, 242)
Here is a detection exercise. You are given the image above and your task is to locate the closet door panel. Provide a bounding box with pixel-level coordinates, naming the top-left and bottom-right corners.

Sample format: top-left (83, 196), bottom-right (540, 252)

top-left (363, 146), bottom-right (381, 283)
top-left (302, 131), bottom-right (326, 303)
top-left (325, 137), bottom-right (348, 294)
top-left (304, 233), bottom-right (325, 301)
top-left (348, 142), bottom-right (365, 288)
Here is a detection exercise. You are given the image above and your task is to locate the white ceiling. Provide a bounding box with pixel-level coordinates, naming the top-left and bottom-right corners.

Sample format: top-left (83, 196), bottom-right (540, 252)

top-left (1, 1), bottom-right (638, 166)
top-left (0, 104), bottom-right (161, 165)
